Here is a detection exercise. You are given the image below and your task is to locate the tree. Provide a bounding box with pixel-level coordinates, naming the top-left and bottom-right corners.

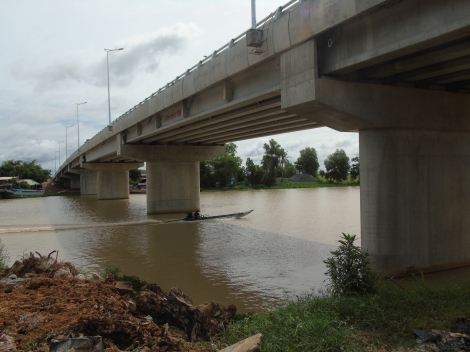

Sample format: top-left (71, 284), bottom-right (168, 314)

top-left (129, 169), bottom-right (142, 184)
top-left (0, 159), bottom-right (50, 182)
top-left (200, 143), bottom-right (243, 188)
top-left (245, 158), bottom-right (264, 186)
top-left (294, 147), bottom-right (320, 176)
top-left (284, 160), bottom-right (296, 179)
top-left (350, 156), bottom-right (360, 180)
top-left (278, 148), bottom-right (289, 180)
top-left (261, 139), bottom-right (282, 186)
top-left (324, 149), bottom-right (350, 182)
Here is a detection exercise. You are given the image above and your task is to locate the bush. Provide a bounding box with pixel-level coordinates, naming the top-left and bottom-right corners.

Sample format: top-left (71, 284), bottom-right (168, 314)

top-left (103, 264), bottom-right (147, 292)
top-left (323, 233), bottom-right (377, 296)
top-left (0, 239), bottom-right (9, 268)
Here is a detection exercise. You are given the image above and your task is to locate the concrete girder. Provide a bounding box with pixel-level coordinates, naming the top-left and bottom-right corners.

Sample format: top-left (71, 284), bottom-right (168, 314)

top-left (117, 145), bottom-right (225, 163)
top-left (156, 107), bottom-right (286, 143)
top-left (138, 97), bottom-right (282, 144)
top-left (318, 0), bottom-right (470, 76)
top-left (174, 112), bottom-right (296, 144)
top-left (202, 120), bottom-right (317, 144)
top-left (224, 123), bottom-right (324, 144)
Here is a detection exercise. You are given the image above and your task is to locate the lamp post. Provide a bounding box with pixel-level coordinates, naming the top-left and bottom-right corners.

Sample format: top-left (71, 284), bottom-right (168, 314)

top-left (54, 151), bottom-right (59, 175)
top-left (105, 48), bottom-right (124, 130)
top-left (76, 102), bottom-right (87, 151)
top-left (65, 124), bottom-right (75, 159)
top-left (58, 140), bottom-right (65, 166)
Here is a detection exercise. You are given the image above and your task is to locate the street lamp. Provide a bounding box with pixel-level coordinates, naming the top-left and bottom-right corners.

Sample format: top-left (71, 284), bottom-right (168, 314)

top-left (58, 140), bottom-right (65, 166)
top-left (65, 124), bottom-right (75, 159)
top-left (105, 48), bottom-right (124, 131)
top-left (76, 102), bottom-right (87, 151)
top-left (54, 151), bottom-right (59, 175)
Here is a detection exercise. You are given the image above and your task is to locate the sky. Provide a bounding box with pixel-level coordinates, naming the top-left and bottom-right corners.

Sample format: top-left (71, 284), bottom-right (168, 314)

top-left (0, 0), bottom-right (358, 173)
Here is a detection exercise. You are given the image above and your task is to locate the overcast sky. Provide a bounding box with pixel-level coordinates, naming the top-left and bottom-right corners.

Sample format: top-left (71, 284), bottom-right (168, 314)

top-left (0, 0), bottom-right (358, 173)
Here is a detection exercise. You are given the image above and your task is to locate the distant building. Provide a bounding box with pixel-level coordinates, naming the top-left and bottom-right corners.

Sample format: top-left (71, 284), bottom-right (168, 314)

top-left (0, 176), bottom-right (18, 186)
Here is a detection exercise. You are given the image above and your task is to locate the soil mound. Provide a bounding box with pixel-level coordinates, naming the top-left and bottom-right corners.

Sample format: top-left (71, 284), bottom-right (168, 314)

top-left (0, 252), bottom-right (236, 351)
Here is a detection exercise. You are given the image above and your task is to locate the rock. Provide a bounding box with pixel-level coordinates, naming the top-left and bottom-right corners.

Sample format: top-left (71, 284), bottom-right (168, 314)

top-left (49, 336), bottom-right (103, 352)
top-left (75, 274), bottom-right (86, 280)
top-left (53, 268), bottom-right (72, 279)
top-left (413, 329), bottom-right (440, 342)
top-left (136, 284), bottom-right (236, 342)
top-left (219, 333), bottom-right (263, 352)
top-left (114, 281), bottom-right (134, 296)
top-left (85, 272), bottom-right (102, 280)
top-left (0, 334), bottom-right (17, 352)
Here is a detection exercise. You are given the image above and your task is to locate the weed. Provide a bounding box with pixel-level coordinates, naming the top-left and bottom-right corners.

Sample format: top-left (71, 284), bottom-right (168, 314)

top-left (323, 233), bottom-right (377, 297)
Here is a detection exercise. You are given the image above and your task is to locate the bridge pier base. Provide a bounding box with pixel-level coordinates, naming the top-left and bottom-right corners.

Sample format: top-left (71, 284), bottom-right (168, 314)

top-left (146, 161), bottom-right (200, 214)
top-left (360, 129), bottom-right (470, 275)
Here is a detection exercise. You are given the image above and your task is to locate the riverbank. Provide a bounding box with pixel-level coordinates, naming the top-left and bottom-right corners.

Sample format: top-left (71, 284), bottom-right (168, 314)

top-left (202, 177), bottom-right (359, 192)
top-left (2, 252), bottom-right (469, 351)
top-left (215, 280), bottom-right (470, 351)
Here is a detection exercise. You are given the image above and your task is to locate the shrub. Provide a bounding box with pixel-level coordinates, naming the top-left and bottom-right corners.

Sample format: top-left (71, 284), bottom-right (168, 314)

top-left (323, 233), bottom-right (377, 296)
top-left (0, 239), bottom-right (9, 268)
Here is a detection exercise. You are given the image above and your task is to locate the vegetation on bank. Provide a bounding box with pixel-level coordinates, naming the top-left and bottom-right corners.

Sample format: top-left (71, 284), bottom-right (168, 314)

top-left (216, 282), bottom-right (470, 351)
top-left (199, 140), bottom-right (359, 189)
top-left (212, 234), bottom-right (470, 351)
top-left (201, 176), bottom-right (359, 192)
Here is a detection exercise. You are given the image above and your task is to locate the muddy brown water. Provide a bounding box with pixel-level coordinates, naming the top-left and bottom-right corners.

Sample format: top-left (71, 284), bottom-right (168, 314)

top-left (2, 187), bottom-right (467, 312)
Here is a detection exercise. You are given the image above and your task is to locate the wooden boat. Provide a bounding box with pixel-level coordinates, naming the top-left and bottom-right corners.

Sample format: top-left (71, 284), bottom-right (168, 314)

top-left (182, 209), bottom-right (253, 221)
top-left (0, 188), bottom-right (45, 199)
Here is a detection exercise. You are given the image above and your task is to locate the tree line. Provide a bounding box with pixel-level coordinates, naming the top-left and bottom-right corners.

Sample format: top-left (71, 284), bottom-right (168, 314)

top-left (200, 140), bottom-right (359, 188)
top-left (0, 160), bottom-right (51, 184)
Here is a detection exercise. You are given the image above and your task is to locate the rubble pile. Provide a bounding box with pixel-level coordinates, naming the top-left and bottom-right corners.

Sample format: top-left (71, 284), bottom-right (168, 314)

top-left (0, 252), bottom-right (238, 352)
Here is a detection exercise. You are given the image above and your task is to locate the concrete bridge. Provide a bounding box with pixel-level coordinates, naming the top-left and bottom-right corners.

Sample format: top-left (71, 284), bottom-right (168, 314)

top-left (55, 0), bottom-right (470, 274)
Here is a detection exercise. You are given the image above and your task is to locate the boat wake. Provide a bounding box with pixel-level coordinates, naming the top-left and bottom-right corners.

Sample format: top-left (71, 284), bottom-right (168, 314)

top-left (0, 220), bottom-right (163, 234)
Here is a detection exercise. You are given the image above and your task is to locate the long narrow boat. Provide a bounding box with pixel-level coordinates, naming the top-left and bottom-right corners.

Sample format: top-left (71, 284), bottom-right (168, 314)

top-left (0, 189), bottom-right (45, 199)
top-left (182, 209), bottom-right (253, 221)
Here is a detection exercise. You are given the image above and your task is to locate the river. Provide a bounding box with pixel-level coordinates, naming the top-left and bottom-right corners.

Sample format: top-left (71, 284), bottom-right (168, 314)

top-left (0, 187), bottom-right (360, 312)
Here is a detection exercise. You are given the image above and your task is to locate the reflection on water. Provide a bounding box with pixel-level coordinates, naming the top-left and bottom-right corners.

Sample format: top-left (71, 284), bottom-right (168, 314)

top-left (0, 188), bottom-right (361, 312)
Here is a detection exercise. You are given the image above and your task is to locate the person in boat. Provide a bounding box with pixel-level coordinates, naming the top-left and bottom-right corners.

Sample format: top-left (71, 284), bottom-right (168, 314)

top-left (185, 212), bottom-right (193, 220)
top-left (194, 211), bottom-right (201, 220)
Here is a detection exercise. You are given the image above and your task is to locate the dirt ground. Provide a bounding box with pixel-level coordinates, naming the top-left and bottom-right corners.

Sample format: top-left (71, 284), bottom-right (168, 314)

top-left (0, 253), bottom-right (236, 351)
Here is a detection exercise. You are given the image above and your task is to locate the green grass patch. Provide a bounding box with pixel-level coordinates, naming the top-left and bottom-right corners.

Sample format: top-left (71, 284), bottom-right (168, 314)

top-left (216, 281), bottom-right (470, 351)
top-left (201, 178), bottom-right (359, 192)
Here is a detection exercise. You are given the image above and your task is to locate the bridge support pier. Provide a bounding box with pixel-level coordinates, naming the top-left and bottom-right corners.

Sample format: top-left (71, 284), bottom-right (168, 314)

top-left (81, 163), bottom-right (143, 200)
top-left (69, 169), bottom-right (97, 195)
top-left (360, 129), bottom-right (470, 275)
top-left (147, 161), bottom-right (200, 214)
top-left (117, 144), bottom-right (225, 214)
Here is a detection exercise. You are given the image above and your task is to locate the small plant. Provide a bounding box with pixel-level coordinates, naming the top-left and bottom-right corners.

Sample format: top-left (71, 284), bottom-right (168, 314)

top-left (324, 233), bottom-right (377, 296)
top-left (0, 239), bottom-right (9, 268)
top-left (102, 263), bottom-right (147, 292)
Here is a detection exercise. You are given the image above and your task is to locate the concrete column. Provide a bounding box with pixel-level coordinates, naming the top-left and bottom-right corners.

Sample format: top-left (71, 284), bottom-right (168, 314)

top-left (68, 169), bottom-right (97, 195)
top-left (360, 129), bottom-right (470, 275)
top-left (80, 163), bottom-right (143, 200)
top-left (117, 144), bottom-right (225, 214)
top-left (80, 172), bottom-right (98, 195)
top-left (147, 161), bottom-right (200, 214)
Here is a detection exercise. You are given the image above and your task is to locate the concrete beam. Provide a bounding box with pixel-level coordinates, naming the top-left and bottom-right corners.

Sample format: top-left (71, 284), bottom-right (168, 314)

top-left (319, 0), bottom-right (470, 75)
top-left (80, 162), bottom-right (143, 171)
top-left (117, 145), bottom-right (225, 162)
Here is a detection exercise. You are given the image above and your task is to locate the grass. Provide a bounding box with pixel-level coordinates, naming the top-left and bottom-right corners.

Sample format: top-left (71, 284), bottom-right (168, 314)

top-left (214, 280), bottom-right (470, 351)
top-left (202, 177), bottom-right (359, 192)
